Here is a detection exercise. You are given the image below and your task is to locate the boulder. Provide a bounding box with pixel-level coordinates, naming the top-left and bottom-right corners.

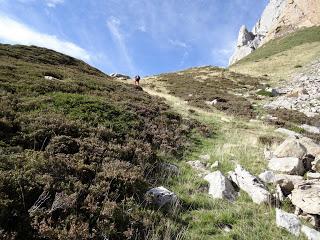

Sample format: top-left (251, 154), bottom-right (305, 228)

top-left (299, 137), bottom-right (320, 157)
top-left (312, 158), bottom-right (320, 172)
top-left (301, 124), bottom-right (320, 134)
top-left (301, 225), bottom-right (320, 240)
top-left (146, 187), bottom-right (177, 207)
top-left (275, 128), bottom-right (302, 138)
top-left (291, 180), bottom-right (320, 215)
top-left (273, 174), bottom-right (304, 195)
top-left (273, 138), bottom-right (307, 159)
top-left (276, 208), bottom-right (301, 236)
top-left (204, 171), bottom-right (237, 202)
top-left (268, 157), bottom-right (305, 176)
top-left (258, 170), bottom-right (275, 184)
top-left (264, 148), bottom-right (274, 161)
top-left (307, 172), bottom-right (320, 180)
top-left (229, 165), bottom-right (271, 204)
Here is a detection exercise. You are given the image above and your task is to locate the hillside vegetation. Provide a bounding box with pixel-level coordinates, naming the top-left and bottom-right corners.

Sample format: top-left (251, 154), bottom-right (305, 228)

top-left (0, 44), bottom-right (208, 239)
top-left (230, 26), bottom-right (320, 83)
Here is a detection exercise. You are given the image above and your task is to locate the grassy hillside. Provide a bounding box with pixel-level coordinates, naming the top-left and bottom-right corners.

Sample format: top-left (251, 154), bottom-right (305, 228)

top-left (230, 26), bottom-right (320, 83)
top-left (144, 66), bottom-right (269, 118)
top-left (0, 44), bottom-right (207, 239)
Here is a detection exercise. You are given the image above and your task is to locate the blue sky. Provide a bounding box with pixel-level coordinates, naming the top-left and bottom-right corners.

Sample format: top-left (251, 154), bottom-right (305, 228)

top-left (0, 0), bottom-right (268, 76)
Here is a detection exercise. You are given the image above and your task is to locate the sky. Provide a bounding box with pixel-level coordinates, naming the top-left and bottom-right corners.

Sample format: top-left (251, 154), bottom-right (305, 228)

top-left (0, 0), bottom-right (268, 76)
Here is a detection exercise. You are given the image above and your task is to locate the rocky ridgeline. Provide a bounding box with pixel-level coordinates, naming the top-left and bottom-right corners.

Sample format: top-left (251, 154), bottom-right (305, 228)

top-left (265, 59), bottom-right (320, 117)
top-left (229, 0), bottom-right (320, 65)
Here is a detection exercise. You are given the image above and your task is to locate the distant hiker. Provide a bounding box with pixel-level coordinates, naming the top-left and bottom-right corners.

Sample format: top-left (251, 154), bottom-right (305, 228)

top-left (134, 75), bottom-right (141, 86)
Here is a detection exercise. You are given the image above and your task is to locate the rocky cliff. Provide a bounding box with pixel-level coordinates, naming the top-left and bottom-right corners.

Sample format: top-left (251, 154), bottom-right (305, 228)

top-left (229, 0), bottom-right (320, 65)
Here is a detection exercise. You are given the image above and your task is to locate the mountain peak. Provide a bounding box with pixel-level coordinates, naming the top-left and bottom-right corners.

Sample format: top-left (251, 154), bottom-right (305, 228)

top-left (229, 0), bottom-right (320, 65)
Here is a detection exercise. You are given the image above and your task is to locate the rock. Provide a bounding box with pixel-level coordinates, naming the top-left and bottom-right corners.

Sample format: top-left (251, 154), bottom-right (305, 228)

top-left (210, 161), bottom-right (220, 169)
top-left (159, 163), bottom-right (180, 177)
top-left (291, 180), bottom-right (320, 215)
top-left (258, 170), bottom-right (275, 184)
top-left (312, 158), bottom-right (320, 172)
top-left (275, 184), bottom-right (285, 202)
top-left (187, 160), bottom-right (210, 176)
top-left (301, 225), bottom-right (320, 240)
top-left (301, 124), bottom-right (320, 134)
top-left (204, 171), bottom-right (237, 202)
top-left (299, 137), bottom-right (320, 157)
top-left (307, 172), bottom-right (320, 180)
top-left (273, 174), bottom-right (304, 195)
top-left (276, 208), bottom-right (301, 236)
top-left (146, 187), bottom-right (177, 207)
top-left (110, 73), bottom-right (131, 80)
top-left (237, 25), bottom-right (255, 47)
top-left (229, 44), bottom-right (254, 65)
top-left (229, 165), bottom-right (271, 204)
top-left (268, 157), bottom-right (305, 176)
top-left (275, 128), bottom-right (302, 137)
top-left (299, 214), bottom-right (320, 229)
top-left (44, 75), bottom-right (58, 81)
top-left (199, 154), bottom-right (210, 161)
top-left (264, 148), bottom-right (274, 161)
top-left (273, 138), bottom-right (307, 159)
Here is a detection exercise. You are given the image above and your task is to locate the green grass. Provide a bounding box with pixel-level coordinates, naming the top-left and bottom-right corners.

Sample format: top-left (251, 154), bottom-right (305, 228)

top-left (235, 26), bottom-right (320, 65)
top-left (0, 44), bottom-right (208, 240)
top-left (143, 83), bottom-right (306, 239)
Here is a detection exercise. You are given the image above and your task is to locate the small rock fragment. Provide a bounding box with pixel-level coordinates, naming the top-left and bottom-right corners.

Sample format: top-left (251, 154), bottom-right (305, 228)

top-left (301, 225), bottom-right (320, 240)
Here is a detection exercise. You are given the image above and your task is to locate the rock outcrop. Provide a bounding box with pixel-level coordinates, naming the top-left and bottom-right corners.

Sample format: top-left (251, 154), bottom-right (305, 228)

top-left (229, 0), bottom-right (320, 65)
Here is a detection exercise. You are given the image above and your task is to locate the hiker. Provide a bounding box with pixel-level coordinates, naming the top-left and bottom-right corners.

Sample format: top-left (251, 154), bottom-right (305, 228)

top-left (134, 75), bottom-right (141, 86)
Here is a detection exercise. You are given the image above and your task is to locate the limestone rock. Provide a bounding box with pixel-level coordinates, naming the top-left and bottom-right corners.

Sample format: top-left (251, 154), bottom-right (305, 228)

top-left (110, 73), bottom-right (131, 80)
top-left (259, 170), bottom-right (275, 184)
top-left (146, 187), bottom-right (177, 207)
top-left (276, 208), bottom-right (301, 236)
top-left (229, 165), bottom-right (271, 204)
top-left (187, 160), bottom-right (210, 176)
top-left (307, 172), bottom-right (320, 180)
top-left (237, 25), bottom-right (255, 47)
top-left (291, 180), bottom-right (320, 215)
top-left (229, 0), bottom-right (320, 64)
top-left (275, 128), bottom-right (302, 138)
top-left (301, 225), bottom-right (320, 240)
top-left (312, 158), bottom-right (320, 172)
top-left (273, 138), bottom-right (307, 159)
top-left (301, 124), bottom-right (320, 134)
top-left (299, 137), bottom-right (320, 157)
top-left (268, 157), bottom-right (305, 176)
top-left (274, 174), bottom-right (304, 195)
top-left (204, 171), bottom-right (237, 202)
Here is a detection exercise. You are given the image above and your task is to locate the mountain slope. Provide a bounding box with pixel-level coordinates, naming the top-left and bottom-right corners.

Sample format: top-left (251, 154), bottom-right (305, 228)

top-left (0, 44), bottom-right (206, 240)
top-left (229, 0), bottom-right (320, 65)
top-left (229, 26), bottom-right (320, 82)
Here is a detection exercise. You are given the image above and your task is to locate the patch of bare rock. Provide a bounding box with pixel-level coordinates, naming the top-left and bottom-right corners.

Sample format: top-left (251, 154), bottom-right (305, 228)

top-left (265, 59), bottom-right (320, 117)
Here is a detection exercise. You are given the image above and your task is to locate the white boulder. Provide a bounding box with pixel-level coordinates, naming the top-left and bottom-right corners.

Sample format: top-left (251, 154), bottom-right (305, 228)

top-left (204, 171), bottom-right (237, 202)
top-left (291, 180), bottom-right (320, 215)
top-left (301, 225), bottom-right (320, 240)
top-left (229, 165), bottom-right (271, 204)
top-left (273, 138), bottom-right (307, 159)
top-left (276, 208), bottom-right (301, 236)
top-left (258, 170), bottom-right (275, 184)
top-left (268, 157), bottom-right (305, 175)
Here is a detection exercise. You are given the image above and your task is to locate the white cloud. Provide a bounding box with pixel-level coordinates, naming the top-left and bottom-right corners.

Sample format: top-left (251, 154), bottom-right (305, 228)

top-left (0, 15), bottom-right (91, 61)
top-left (169, 39), bottom-right (189, 49)
top-left (45, 0), bottom-right (64, 8)
top-left (107, 16), bottom-right (135, 74)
